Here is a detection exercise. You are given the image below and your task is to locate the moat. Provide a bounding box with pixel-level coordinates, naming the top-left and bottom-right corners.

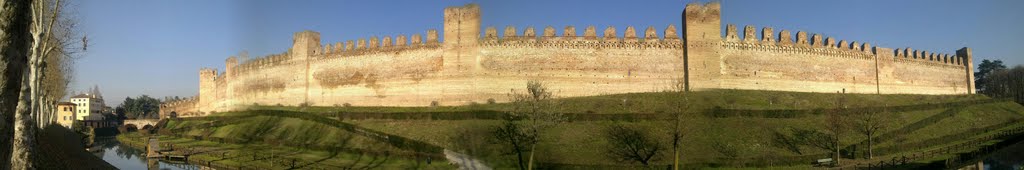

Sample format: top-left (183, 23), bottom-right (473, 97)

top-left (91, 137), bottom-right (202, 170)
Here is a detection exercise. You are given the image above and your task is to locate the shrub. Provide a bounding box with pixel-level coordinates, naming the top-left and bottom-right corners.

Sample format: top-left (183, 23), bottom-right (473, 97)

top-left (487, 98), bottom-right (496, 104)
top-left (449, 126), bottom-right (493, 157)
top-left (604, 124), bottom-right (663, 165)
top-left (157, 129), bottom-right (173, 136)
top-left (343, 103), bottom-right (352, 107)
top-left (116, 126), bottom-right (129, 133)
top-left (430, 101), bottom-right (440, 107)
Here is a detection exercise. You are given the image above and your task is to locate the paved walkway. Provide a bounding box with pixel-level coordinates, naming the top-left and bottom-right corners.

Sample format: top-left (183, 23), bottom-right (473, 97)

top-left (444, 149), bottom-right (491, 170)
top-left (146, 138), bottom-right (160, 158)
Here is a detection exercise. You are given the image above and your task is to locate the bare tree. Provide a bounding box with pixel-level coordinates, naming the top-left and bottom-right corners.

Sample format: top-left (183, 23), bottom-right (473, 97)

top-left (665, 78), bottom-right (689, 170)
top-left (37, 31), bottom-right (73, 128)
top-left (824, 92), bottom-right (849, 166)
top-left (449, 126), bottom-right (490, 158)
top-left (496, 80), bottom-right (564, 170)
top-left (36, 0), bottom-right (77, 128)
top-left (604, 124), bottom-right (663, 165)
top-left (0, 0), bottom-right (36, 168)
top-left (492, 119), bottom-right (535, 170)
top-left (12, 0), bottom-right (78, 168)
top-left (853, 106), bottom-right (888, 159)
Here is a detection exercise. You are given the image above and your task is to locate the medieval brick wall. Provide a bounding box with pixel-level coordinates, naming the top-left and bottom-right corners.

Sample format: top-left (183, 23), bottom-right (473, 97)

top-left (158, 2), bottom-right (974, 117)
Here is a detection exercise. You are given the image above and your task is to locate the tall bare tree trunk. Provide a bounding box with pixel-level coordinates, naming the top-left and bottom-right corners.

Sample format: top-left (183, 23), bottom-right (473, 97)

top-left (0, 0), bottom-right (35, 169)
top-left (526, 144), bottom-right (535, 170)
top-left (867, 134), bottom-right (873, 159)
top-left (673, 129), bottom-right (680, 170)
top-left (11, 73), bottom-right (34, 170)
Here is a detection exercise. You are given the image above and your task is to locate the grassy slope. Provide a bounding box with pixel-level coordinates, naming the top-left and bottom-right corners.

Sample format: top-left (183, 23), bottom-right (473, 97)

top-left (165, 116), bottom-right (402, 153)
top-left (170, 89), bottom-right (1022, 168)
top-left (36, 125), bottom-right (117, 169)
top-left (157, 117), bottom-right (455, 169)
top-left (333, 90), bottom-right (1023, 168)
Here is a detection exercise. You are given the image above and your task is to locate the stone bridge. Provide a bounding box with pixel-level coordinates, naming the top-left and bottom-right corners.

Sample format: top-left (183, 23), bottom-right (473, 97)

top-left (123, 119), bottom-right (160, 129)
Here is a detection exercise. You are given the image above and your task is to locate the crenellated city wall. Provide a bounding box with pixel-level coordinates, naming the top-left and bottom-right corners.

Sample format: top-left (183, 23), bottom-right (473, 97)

top-left (159, 2), bottom-right (975, 118)
top-left (717, 24), bottom-right (971, 95)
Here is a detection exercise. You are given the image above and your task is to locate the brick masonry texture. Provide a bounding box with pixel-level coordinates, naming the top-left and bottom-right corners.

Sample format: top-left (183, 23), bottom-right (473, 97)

top-left (159, 2), bottom-right (975, 117)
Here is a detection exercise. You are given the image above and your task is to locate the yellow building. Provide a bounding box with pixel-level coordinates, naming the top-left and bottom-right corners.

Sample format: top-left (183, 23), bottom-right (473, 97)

top-left (56, 102), bottom-right (76, 128)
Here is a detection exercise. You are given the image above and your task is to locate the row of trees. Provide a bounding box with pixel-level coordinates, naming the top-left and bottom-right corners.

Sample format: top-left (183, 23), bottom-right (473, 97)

top-left (975, 59), bottom-right (1023, 104)
top-left (472, 57), bottom-right (1020, 169)
top-left (473, 80), bottom-right (904, 169)
top-left (114, 95), bottom-right (161, 120)
top-left (0, 0), bottom-right (81, 168)
top-left (482, 80), bottom-right (692, 170)
top-left (823, 94), bottom-right (894, 166)
top-left (602, 93), bottom-right (895, 167)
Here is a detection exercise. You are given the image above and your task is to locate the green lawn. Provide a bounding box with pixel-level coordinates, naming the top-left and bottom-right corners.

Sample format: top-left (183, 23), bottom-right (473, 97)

top-left (332, 91), bottom-right (1021, 168)
top-left (346, 101), bottom-right (1024, 168)
top-left (154, 90), bottom-right (1023, 169)
top-left (164, 115), bottom-right (412, 154)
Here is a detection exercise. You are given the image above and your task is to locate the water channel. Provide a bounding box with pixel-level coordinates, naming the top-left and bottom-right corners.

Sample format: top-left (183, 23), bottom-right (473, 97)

top-left (981, 140), bottom-right (1024, 170)
top-left (88, 134), bottom-right (1024, 169)
top-left (91, 137), bottom-right (203, 170)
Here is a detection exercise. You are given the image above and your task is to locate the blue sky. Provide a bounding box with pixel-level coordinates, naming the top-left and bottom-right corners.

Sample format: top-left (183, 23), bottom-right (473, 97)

top-left (77, 0), bottom-right (1024, 105)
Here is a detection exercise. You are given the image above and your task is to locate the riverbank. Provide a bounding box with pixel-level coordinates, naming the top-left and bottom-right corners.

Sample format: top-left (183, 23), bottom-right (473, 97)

top-left (36, 125), bottom-right (117, 169)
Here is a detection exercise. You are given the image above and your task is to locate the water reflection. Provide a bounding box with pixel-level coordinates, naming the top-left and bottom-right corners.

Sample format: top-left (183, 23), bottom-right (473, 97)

top-left (92, 137), bottom-right (203, 170)
top-left (984, 140), bottom-right (1024, 170)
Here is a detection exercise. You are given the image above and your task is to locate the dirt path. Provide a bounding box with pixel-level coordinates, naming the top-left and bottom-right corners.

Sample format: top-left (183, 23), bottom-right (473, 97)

top-left (444, 149), bottom-right (491, 170)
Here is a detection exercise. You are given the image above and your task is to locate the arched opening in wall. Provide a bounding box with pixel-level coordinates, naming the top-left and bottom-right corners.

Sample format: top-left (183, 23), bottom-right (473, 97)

top-left (122, 124), bottom-right (138, 133)
top-left (141, 125), bottom-right (154, 131)
top-left (168, 111), bottom-right (178, 119)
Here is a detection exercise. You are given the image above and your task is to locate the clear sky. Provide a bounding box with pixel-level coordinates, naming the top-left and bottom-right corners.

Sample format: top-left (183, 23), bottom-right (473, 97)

top-left (76, 0), bottom-right (1024, 106)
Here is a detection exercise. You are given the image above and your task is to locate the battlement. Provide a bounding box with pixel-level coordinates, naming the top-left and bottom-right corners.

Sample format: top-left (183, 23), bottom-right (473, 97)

top-left (199, 68), bottom-right (218, 80)
top-left (443, 3), bottom-right (480, 46)
top-left (234, 52), bottom-right (290, 75)
top-left (482, 25), bottom-right (681, 46)
top-left (160, 96), bottom-right (198, 108)
top-left (312, 29), bottom-right (442, 58)
top-left (892, 47), bottom-right (966, 66)
top-left (291, 30), bottom-right (321, 61)
top-left (721, 24), bottom-right (966, 67)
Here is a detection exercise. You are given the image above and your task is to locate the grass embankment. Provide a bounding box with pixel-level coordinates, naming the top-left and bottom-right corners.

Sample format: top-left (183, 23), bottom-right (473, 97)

top-left (325, 90), bottom-right (1022, 168)
top-left (152, 115), bottom-right (456, 169)
top-left (163, 89), bottom-right (1023, 169)
top-left (37, 124), bottom-right (117, 169)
